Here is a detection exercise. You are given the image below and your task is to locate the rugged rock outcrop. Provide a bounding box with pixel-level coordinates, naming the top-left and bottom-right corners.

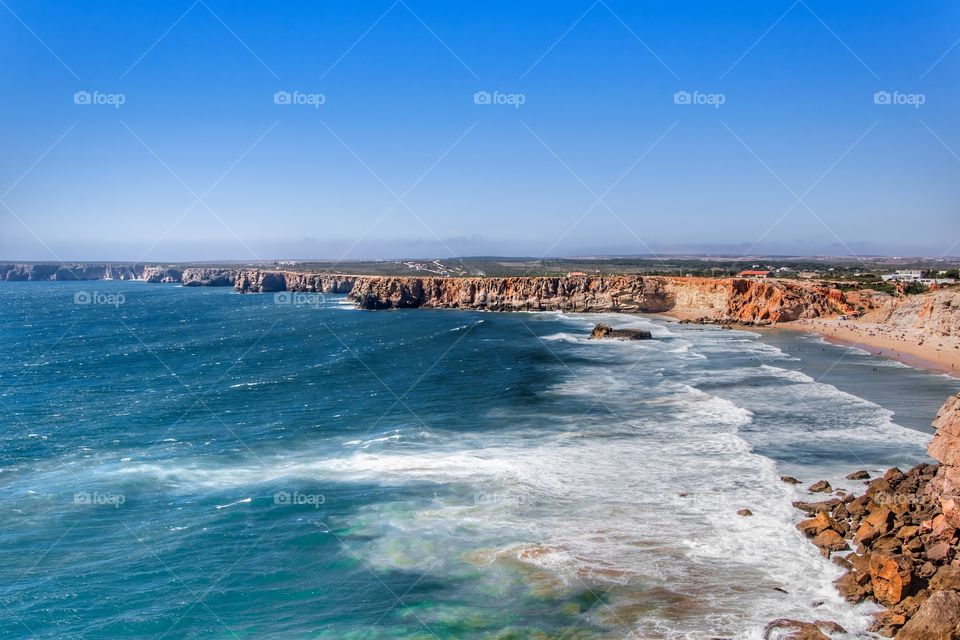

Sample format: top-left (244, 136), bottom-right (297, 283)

top-left (140, 266), bottom-right (184, 283)
top-left (342, 275), bottom-right (860, 324)
top-left (896, 590), bottom-right (960, 639)
top-left (181, 268), bottom-right (236, 287)
top-left (762, 618), bottom-right (837, 639)
top-left (929, 393), bottom-right (960, 527)
top-left (588, 324), bottom-right (652, 340)
top-left (789, 392), bottom-right (960, 638)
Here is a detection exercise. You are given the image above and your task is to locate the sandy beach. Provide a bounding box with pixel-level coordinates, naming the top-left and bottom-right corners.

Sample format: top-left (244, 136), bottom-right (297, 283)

top-left (777, 317), bottom-right (960, 378)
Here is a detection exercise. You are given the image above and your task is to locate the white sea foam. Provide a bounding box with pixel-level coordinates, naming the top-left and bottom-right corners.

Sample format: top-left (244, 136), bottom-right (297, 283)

top-left (215, 497), bottom-right (251, 509)
top-left (14, 311), bottom-right (939, 638)
top-left (228, 381), bottom-right (271, 389)
top-left (102, 367), bottom-right (880, 637)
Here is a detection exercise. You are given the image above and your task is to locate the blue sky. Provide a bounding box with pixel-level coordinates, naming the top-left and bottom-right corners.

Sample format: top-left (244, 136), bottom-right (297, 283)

top-left (1, 0), bottom-right (958, 261)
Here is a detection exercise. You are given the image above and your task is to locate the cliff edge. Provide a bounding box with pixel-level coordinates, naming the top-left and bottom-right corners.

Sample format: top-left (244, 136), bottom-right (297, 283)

top-left (343, 275), bottom-right (859, 325)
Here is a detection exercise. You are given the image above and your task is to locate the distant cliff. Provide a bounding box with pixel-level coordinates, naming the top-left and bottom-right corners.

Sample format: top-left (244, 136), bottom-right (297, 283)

top-left (342, 275), bottom-right (860, 325)
top-left (0, 263), bottom-right (238, 286)
top-left (234, 269), bottom-right (356, 294)
top-left (0, 263), bottom-right (150, 281)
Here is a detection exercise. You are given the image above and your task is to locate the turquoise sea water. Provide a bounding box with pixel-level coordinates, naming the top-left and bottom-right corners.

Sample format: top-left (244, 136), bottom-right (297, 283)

top-left (1, 281), bottom-right (958, 639)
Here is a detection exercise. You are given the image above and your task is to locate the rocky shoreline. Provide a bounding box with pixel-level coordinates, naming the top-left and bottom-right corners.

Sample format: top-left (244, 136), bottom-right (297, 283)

top-left (779, 392), bottom-right (960, 639)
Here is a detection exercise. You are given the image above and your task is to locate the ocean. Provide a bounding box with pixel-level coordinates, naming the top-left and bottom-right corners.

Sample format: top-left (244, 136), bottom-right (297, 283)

top-left (2, 281), bottom-right (958, 639)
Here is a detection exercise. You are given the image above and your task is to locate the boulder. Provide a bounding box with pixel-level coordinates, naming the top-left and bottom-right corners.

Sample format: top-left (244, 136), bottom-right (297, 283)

top-left (793, 499), bottom-right (841, 515)
top-left (847, 470), bottom-right (871, 480)
top-left (895, 589), bottom-right (960, 639)
top-left (809, 480), bottom-right (833, 493)
top-left (588, 323), bottom-right (653, 340)
top-left (835, 571), bottom-right (867, 603)
top-left (813, 621), bottom-right (846, 635)
top-left (812, 529), bottom-right (849, 553)
top-left (891, 590), bottom-right (930, 619)
top-left (781, 476), bottom-right (803, 485)
top-left (926, 540), bottom-right (954, 563)
top-left (930, 565), bottom-right (960, 591)
top-left (762, 619), bottom-right (829, 640)
top-left (856, 507), bottom-right (894, 544)
top-left (869, 610), bottom-right (907, 635)
top-left (870, 553), bottom-right (913, 606)
top-left (797, 512), bottom-right (837, 538)
top-left (737, 508), bottom-right (753, 517)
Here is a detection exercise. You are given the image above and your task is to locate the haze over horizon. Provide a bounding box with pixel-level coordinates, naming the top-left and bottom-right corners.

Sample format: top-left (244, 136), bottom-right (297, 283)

top-left (3, 0), bottom-right (959, 261)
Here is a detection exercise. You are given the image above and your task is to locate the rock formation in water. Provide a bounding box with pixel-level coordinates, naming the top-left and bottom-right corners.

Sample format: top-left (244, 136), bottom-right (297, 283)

top-left (588, 323), bottom-right (653, 340)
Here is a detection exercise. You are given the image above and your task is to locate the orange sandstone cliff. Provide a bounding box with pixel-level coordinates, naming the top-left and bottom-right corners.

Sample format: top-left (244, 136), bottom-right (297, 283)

top-left (230, 271), bottom-right (860, 325)
top-left (929, 392), bottom-right (960, 527)
top-left (345, 275), bottom-right (861, 324)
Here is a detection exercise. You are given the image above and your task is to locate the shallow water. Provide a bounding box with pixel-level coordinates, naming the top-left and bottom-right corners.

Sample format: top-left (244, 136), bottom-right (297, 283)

top-left (1, 282), bottom-right (957, 639)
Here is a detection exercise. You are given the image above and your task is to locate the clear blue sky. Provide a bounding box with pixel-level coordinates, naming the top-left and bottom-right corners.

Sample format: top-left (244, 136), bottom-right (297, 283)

top-left (2, 0), bottom-right (958, 261)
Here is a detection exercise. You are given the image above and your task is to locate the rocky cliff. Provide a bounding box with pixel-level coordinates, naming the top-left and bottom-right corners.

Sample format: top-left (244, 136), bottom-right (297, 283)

top-left (0, 263), bottom-right (237, 286)
top-left (141, 266), bottom-right (184, 283)
top-left (929, 393), bottom-right (960, 528)
top-left (788, 392), bottom-right (960, 638)
top-left (234, 269), bottom-right (356, 294)
top-left (182, 267), bottom-right (237, 287)
top-left (342, 275), bottom-right (859, 324)
top-left (863, 289), bottom-right (960, 339)
top-left (0, 263), bottom-right (149, 281)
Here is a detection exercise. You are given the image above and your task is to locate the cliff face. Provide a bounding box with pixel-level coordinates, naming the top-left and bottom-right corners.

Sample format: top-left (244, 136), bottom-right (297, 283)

top-left (863, 289), bottom-right (960, 338)
top-left (929, 393), bottom-right (960, 527)
top-left (349, 275), bottom-right (677, 312)
top-left (343, 275), bottom-right (859, 324)
top-left (0, 263), bottom-right (148, 281)
top-left (182, 268), bottom-right (237, 287)
top-left (0, 263), bottom-right (237, 285)
top-left (141, 266), bottom-right (184, 283)
top-left (234, 269), bottom-right (356, 294)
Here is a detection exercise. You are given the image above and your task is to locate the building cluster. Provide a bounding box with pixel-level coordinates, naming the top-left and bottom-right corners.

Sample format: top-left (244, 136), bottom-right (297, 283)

top-left (881, 270), bottom-right (957, 286)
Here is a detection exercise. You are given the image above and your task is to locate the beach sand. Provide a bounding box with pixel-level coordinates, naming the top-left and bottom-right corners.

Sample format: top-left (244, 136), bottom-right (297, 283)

top-left (657, 310), bottom-right (960, 377)
top-left (776, 317), bottom-right (960, 378)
